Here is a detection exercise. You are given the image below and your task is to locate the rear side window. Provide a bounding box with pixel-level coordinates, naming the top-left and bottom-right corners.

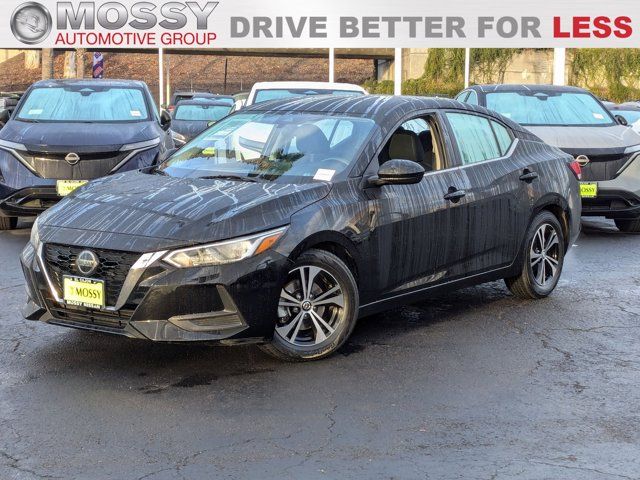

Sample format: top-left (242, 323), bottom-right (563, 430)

top-left (446, 112), bottom-right (503, 165)
top-left (490, 121), bottom-right (514, 155)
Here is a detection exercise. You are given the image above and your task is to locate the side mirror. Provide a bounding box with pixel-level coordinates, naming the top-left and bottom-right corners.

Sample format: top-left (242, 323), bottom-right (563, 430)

top-left (160, 109), bottom-right (172, 131)
top-left (369, 159), bottom-right (425, 186)
top-left (616, 114), bottom-right (629, 126)
top-left (0, 109), bottom-right (11, 124)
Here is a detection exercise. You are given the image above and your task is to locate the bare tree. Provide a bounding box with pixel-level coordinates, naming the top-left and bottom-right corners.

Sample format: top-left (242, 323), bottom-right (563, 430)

top-left (41, 48), bottom-right (54, 80)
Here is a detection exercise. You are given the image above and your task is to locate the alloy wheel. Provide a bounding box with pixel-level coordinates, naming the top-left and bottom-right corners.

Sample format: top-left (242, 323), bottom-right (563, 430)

top-left (276, 266), bottom-right (346, 347)
top-left (530, 223), bottom-right (561, 287)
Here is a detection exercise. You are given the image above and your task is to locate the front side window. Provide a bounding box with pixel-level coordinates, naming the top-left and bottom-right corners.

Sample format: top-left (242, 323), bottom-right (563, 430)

top-left (485, 91), bottom-right (615, 126)
top-left (161, 112), bottom-right (376, 182)
top-left (174, 104), bottom-right (232, 122)
top-left (446, 112), bottom-right (503, 165)
top-left (17, 86), bottom-right (150, 123)
top-left (254, 89), bottom-right (364, 104)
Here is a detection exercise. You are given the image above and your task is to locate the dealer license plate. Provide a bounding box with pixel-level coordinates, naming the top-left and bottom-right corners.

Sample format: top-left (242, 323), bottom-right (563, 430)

top-left (56, 180), bottom-right (88, 197)
top-left (63, 276), bottom-right (105, 309)
top-left (580, 182), bottom-right (598, 198)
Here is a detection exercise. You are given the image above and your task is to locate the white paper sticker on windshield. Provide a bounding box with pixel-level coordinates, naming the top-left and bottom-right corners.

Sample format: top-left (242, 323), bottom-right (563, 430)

top-left (130, 110), bottom-right (142, 117)
top-left (593, 113), bottom-right (605, 120)
top-left (314, 169), bottom-right (336, 181)
top-left (28, 109), bottom-right (43, 115)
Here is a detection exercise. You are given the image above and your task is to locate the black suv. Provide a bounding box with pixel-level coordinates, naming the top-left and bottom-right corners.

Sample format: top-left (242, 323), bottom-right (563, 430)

top-left (0, 79), bottom-right (174, 230)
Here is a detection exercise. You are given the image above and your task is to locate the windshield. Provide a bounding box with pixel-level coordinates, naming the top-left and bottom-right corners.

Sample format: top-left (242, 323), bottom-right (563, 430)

top-left (17, 86), bottom-right (150, 123)
top-left (174, 104), bottom-right (232, 122)
top-left (161, 112), bottom-right (376, 182)
top-left (485, 91), bottom-right (614, 126)
top-left (254, 89), bottom-right (363, 104)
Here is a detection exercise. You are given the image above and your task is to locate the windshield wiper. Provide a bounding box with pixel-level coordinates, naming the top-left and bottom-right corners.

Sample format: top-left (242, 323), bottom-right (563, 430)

top-left (198, 175), bottom-right (258, 183)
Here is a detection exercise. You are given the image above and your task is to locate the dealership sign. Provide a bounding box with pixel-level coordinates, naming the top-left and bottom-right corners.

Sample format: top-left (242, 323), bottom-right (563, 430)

top-left (3, 0), bottom-right (640, 48)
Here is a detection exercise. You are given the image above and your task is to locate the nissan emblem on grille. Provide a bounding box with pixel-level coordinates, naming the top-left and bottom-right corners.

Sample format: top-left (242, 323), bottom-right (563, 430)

top-left (65, 153), bottom-right (80, 165)
top-left (76, 250), bottom-right (99, 276)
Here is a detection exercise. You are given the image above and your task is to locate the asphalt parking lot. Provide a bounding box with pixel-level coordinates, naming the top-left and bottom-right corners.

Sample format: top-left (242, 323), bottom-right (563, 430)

top-left (1, 218), bottom-right (639, 480)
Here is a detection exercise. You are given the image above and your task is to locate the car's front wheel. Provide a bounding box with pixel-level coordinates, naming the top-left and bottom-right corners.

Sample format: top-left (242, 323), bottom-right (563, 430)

top-left (505, 211), bottom-right (565, 299)
top-left (259, 249), bottom-right (359, 362)
top-left (614, 218), bottom-right (640, 233)
top-left (0, 216), bottom-right (18, 231)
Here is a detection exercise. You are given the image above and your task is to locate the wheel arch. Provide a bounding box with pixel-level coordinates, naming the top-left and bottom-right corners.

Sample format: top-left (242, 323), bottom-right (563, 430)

top-left (288, 231), bottom-right (362, 285)
top-left (532, 194), bottom-right (572, 250)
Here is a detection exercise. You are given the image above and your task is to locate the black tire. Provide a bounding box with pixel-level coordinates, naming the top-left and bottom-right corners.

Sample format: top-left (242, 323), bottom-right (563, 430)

top-left (259, 249), bottom-right (359, 362)
top-left (0, 216), bottom-right (17, 231)
top-left (505, 211), bottom-right (565, 300)
top-left (614, 218), bottom-right (640, 233)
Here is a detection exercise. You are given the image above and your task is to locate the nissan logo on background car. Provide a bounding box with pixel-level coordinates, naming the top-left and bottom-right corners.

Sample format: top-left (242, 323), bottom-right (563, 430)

top-left (65, 152), bottom-right (81, 165)
top-left (10, 2), bottom-right (52, 44)
top-left (76, 250), bottom-right (100, 276)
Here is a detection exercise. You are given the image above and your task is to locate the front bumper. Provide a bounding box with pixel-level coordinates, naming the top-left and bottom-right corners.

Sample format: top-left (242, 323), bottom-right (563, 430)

top-left (21, 242), bottom-right (293, 343)
top-left (0, 186), bottom-right (59, 216)
top-left (580, 153), bottom-right (640, 219)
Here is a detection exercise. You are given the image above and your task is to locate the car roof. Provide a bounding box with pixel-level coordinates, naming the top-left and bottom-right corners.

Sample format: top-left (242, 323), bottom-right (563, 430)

top-left (175, 99), bottom-right (234, 107)
top-left (31, 79), bottom-right (149, 89)
top-left (251, 81), bottom-right (366, 93)
top-left (608, 102), bottom-right (640, 111)
top-left (468, 84), bottom-right (591, 95)
top-left (244, 94), bottom-right (527, 132)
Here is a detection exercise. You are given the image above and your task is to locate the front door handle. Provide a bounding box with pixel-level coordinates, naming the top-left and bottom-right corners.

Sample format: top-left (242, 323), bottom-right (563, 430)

top-left (519, 169), bottom-right (539, 183)
top-left (444, 187), bottom-right (466, 203)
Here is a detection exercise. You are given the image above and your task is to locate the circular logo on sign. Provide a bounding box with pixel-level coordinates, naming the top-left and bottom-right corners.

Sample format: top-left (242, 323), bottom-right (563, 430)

top-left (10, 2), bottom-right (52, 45)
top-left (65, 153), bottom-right (80, 166)
top-left (76, 250), bottom-right (99, 276)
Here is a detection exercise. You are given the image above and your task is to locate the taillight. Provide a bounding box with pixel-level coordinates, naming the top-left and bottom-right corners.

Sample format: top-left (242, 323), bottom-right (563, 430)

top-left (568, 160), bottom-right (582, 180)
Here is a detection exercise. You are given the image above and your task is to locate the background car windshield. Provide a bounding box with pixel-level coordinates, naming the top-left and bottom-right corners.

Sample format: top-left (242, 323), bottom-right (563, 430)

top-left (162, 112), bottom-right (375, 181)
top-left (485, 91), bottom-right (614, 126)
top-left (175, 105), bottom-right (232, 122)
top-left (17, 87), bottom-right (150, 122)
top-left (254, 89), bottom-right (363, 104)
top-left (615, 110), bottom-right (640, 125)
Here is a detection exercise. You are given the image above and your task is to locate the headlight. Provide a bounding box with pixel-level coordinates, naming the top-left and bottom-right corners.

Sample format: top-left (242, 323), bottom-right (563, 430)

top-left (624, 144), bottom-right (640, 155)
top-left (163, 226), bottom-right (287, 268)
top-left (30, 216), bottom-right (40, 250)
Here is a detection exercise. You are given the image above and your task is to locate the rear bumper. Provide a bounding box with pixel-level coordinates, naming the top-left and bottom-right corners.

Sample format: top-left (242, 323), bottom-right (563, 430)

top-left (21, 242), bottom-right (293, 343)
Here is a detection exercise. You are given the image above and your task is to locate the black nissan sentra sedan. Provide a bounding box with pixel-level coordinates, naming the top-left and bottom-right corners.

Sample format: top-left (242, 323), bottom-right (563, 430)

top-left (457, 84), bottom-right (640, 232)
top-left (21, 95), bottom-right (581, 361)
top-left (0, 79), bottom-right (174, 230)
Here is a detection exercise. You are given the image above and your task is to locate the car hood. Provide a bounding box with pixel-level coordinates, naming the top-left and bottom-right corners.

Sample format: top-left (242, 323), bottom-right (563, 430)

top-left (38, 170), bottom-right (331, 251)
top-left (171, 120), bottom-right (210, 140)
top-left (0, 120), bottom-right (158, 153)
top-left (525, 124), bottom-right (640, 156)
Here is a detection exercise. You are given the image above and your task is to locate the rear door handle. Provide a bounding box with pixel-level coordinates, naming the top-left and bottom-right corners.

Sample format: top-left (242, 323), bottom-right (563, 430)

top-left (444, 188), bottom-right (466, 203)
top-left (520, 170), bottom-right (539, 183)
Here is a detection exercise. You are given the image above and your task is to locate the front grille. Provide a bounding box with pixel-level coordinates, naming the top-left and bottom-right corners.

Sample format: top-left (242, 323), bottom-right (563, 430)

top-left (17, 150), bottom-right (130, 179)
top-left (46, 300), bottom-right (134, 330)
top-left (43, 244), bottom-right (140, 307)
top-left (580, 154), bottom-right (634, 181)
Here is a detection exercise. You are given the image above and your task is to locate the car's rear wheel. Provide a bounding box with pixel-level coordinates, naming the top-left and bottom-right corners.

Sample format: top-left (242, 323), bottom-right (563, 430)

top-left (259, 249), bottom-right (359, 362)
top-left (0, 216), bottom-right (18, 231)
top-left (614, 218), bottom-right (640, 233)
top-left (505, 211), bottom-right (565, 299)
